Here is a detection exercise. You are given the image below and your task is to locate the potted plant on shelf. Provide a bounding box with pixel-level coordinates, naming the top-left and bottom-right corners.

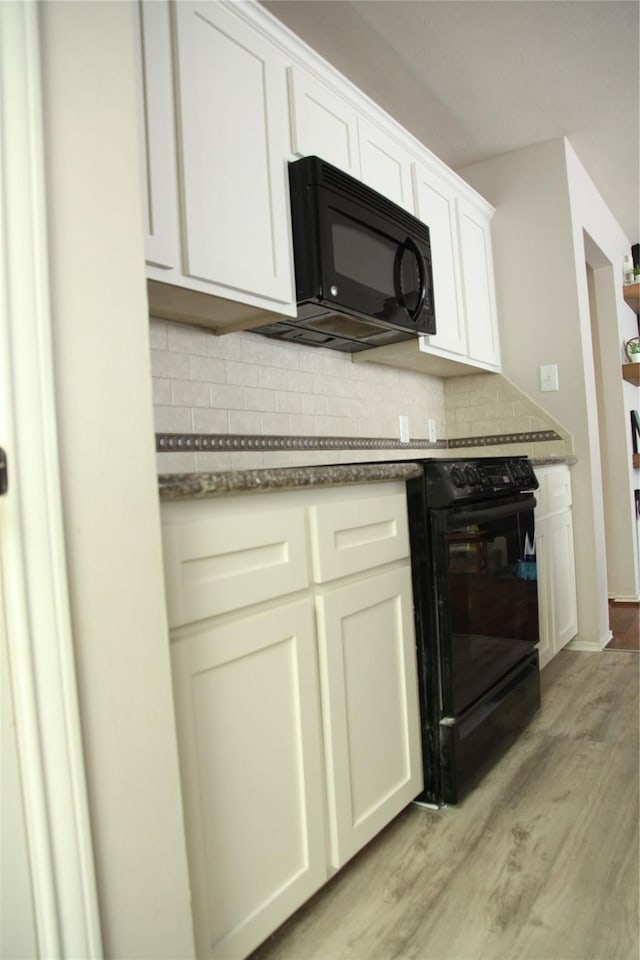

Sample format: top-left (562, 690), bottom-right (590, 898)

top-left (625, 337), bottom-right (640, 363)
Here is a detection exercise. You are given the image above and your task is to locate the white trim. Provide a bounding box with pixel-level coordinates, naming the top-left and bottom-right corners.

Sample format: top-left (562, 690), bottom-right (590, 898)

top-left (0, 3), bottom-right (102, 956)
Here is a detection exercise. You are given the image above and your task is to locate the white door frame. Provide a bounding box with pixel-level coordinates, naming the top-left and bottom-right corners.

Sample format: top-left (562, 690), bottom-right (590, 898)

top-left (0, 3), bottom-right (102, 956)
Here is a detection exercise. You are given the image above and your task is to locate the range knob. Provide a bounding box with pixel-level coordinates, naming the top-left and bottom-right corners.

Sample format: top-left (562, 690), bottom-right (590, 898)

top-left (464, 466), bottom-right (478, 485)
top-left (511, 461), bottom-right (527, 482)
top-left (450, 466), bottom-right (465, 487)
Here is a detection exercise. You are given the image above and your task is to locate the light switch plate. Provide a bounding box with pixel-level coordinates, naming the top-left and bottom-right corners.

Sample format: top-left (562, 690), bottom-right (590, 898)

top-left (399, 415), bottom-right (410, 443)
top-left (428, 419), bottom-right (437, 442)
top-left (540, 364), bottom-right (559, 392)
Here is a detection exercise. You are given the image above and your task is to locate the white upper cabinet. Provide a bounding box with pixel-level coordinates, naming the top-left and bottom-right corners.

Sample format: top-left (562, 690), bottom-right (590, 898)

top-left (135, 0), bottom-right (501, 368)
top-left (412, 162), bottom-right (466, 356)
top-left (357, 117), bottom-right (414, 211)
top-left (286, 66), bottom-right (414, 210)
top-left (133, 0), bottom-right (180, 271)
top-left (136, 0), bottom-right (296, 328)
top-left (353, 170), bottom-right (501, 376)
top-left (457, 198), bottom-right (501, 368)
top-left (172, 1), bottom-right (293, 304)
top-left (288, 66), bottom-right (361, 176)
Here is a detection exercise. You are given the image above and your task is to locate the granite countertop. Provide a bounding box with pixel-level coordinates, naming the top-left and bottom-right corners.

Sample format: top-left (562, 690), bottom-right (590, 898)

top-left (158, 455), bottom-right (577, 501)
top-left (158, 461), bottom-right (424, 501)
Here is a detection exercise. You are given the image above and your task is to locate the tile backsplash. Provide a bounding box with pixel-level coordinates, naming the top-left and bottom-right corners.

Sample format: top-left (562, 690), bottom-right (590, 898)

top-left (151, 318), bottom-right (573, 473)
top-left (444, 373), bottom-right (572, 460)
top-left (151, 319), bottom-right (446, 473)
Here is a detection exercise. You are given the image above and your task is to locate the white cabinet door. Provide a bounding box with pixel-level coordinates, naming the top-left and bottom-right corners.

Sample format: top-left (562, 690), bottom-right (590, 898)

top-left (288, 66), bottom-right (360, 175)
top-left (316, 566), bottom-right (423, 870)
top-left (357, 117), bottom-right (414, 210)
top-left (412, 162), bottom-right (466, 356)
top-left (134, 0), bottom-right (180, 270)
top-left (546, 510), bottom-right (578, 652)
top-left (457, 199), bottom-right (501, 368)
top-left (534, 519), bottom-right (553, 669)
top-left (172, 1), bottom-right (293, 305)
top-left (534, 466), bottom-right (578, 668)
top-left (171, 600), bottom-right (327, 960)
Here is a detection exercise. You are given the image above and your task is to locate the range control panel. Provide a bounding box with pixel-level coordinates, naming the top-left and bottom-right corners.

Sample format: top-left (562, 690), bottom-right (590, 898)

top-left (423, 456), bottom-right (539, 506)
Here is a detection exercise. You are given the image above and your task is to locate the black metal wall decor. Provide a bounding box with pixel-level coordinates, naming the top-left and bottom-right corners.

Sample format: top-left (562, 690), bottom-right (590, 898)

top-left (631, 410), bottom-right (640, 455)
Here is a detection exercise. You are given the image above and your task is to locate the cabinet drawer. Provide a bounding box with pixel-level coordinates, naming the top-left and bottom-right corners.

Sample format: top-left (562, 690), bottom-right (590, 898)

top-left (308, 493), bottom-right (409, 583)
top-left (162, 508), bottom-right (309, 626)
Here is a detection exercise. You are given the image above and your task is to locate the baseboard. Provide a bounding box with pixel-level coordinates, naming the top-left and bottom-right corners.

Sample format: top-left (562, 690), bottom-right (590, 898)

top-left (566, 637), bottom-right (609, 653)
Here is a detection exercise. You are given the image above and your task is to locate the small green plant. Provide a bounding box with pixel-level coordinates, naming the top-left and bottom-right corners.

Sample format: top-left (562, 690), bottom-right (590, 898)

top-left (626, 337), bottom-right (640, 359)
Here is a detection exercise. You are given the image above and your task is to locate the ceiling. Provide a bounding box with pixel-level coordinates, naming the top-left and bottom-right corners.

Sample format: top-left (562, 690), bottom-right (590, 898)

top-left (262, 0), bottom-right (640, 243)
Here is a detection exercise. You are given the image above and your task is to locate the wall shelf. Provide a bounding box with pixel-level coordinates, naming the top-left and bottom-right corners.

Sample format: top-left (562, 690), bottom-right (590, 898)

top-left (622, 364), bottom-right (640, 386)
top-left (623, 282), bottom-right (640, 313)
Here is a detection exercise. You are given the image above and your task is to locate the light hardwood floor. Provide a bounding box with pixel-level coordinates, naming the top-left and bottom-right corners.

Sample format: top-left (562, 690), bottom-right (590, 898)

top-left (252, 650), bottom-right (639, 960)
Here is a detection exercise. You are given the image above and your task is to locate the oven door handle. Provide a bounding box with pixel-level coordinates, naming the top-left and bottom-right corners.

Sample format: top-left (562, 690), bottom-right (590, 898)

top-left (448, 496), bottom-right (536, 528)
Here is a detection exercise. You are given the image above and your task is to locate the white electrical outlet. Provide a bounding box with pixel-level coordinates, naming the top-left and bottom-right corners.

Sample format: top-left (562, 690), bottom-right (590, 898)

top-left (428, 419), bottom-right (437, 442)
top-left (399, 415), bottom-right (410, 443)
top-left (540, 364), bottom-right (559, 392)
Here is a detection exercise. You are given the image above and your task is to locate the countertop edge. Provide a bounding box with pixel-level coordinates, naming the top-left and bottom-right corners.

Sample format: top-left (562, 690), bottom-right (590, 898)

top-left (158, 462), bottom-right (424, 500)
top-left (158, 456), bottom-right (577, 501)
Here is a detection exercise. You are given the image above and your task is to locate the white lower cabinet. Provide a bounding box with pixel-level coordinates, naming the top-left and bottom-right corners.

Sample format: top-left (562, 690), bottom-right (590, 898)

top-left (162, 483), bottom-right (423, 959)
top-left (534, 465), bottom-right (578, 668)
top-left (316, 567), bottom-right (422, 870)
top-left (171, 601), bottom-right (326, 960)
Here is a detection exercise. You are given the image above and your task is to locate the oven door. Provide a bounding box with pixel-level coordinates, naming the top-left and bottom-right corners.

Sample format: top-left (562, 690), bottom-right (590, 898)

top-left (431, 494), bottom-right (538, 717)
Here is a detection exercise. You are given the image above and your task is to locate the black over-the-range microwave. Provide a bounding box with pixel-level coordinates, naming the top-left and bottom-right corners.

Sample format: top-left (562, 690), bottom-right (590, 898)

top-left (254, 156), bottom-right (436, 353)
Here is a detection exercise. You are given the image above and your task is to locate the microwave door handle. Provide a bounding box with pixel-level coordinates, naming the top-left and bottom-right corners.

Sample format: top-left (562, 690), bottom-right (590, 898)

top-left (393, 237), bottom-right (427, 323)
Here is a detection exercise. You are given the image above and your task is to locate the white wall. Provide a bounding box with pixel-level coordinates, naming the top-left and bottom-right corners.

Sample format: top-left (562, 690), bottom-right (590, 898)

top-left (564, 142), bottom-right (639, 600)
top-left (460, 138), bottom-right (639, 650)
top-left (39, 3), bottom-right (194, 956)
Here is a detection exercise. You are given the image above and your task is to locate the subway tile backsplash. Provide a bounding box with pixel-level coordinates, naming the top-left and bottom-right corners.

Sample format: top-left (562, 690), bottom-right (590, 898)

top-left (151, 319), bottom-right (447, 473)
top-left (150, 319), bottom-right (573, 473)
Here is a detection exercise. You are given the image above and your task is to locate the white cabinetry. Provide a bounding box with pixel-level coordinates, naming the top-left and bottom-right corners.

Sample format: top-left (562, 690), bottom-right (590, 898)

top-left (288, 65), bottom-right (361, 176)
top-left (135, 0), bottom-right (502, 372)
top-left (287, 67), bottom-right (413, 209)
top-left (316, 567), bottom-right (419, 868)
top-left (171, 601), bottom-right (326, 960)
top-left (354, 167), bottom-right (501, 377)
top-left (134, 0), bottom-right (180, 271)
top-left (136, 0), bottom-right (296, 330)
top-left (534, 465), bottom-right (578, 669)
top-left (161, 483), bottom-right (422, 959)
top-left (357, 117), bottom-right (414, 210)
top-left (457, 197), bottom-right (501, 368)
top-left (412, 162), bottom-right (467, 357)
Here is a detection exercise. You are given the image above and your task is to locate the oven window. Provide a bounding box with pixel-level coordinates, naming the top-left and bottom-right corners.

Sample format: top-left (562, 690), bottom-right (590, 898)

top-left (444, 505), bottom-right (538, 714)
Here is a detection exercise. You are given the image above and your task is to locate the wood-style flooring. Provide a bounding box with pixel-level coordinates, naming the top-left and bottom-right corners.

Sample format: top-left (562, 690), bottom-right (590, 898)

top-left (607, 601), bottom-right (640, 651)
top-left (252, 650), bottom-right (639, 960)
